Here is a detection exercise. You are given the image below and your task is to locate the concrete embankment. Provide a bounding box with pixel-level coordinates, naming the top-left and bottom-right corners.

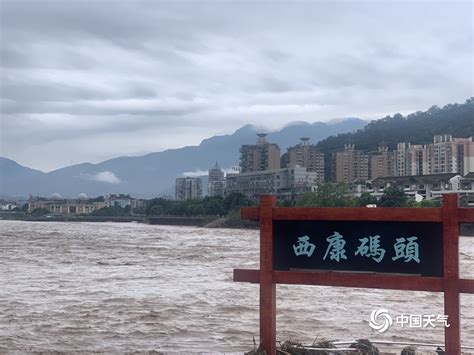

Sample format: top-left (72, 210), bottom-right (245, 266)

top-left (147, 215), bottom-right (258, 228)
top-left (147, 216), bottom-right (217, 227)
top-left (0, 214), bottom-right (147, 223)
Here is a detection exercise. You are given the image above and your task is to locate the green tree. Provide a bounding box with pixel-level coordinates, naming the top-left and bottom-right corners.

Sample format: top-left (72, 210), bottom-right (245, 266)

top-left (378, 186), bottom-right (408, 207)
top-left (356, 192), bottom-right (378, 207)
top-left (223, 192), bottom-right (252, 213)
top-left (92, 205), bottom-right (130, 216)
top-left (145, 198), bottom-right (173, 215)
top-left (277, 199), bottom-right (293, 207)
top-left (145, 193), bottom-right (252, 217)
top-left (418, 199), bottom-right (442, 207)
top-left (297, 182), bottom-right (355, 207)
top-left (31, 207), bottom-right (50, 216)
top-left (201, 196), bottom-right (225, 215)
top-left (460, 196), bottom-right (470, 207)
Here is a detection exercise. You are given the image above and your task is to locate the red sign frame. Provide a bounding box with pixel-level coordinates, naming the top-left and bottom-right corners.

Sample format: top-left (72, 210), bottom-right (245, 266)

top-left (233, 194), bottom-right (474, 355)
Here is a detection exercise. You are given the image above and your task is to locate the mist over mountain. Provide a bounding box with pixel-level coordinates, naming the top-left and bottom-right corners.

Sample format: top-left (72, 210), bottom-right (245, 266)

top-left (0, 118), bottom-right (365, 198)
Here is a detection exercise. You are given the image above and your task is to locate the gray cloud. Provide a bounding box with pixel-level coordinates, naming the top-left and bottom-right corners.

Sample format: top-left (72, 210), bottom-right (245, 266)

top-left (0, 0), bottom-right (472, 171)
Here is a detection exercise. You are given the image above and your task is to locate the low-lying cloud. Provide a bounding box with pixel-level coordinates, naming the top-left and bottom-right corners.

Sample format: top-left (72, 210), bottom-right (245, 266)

top-left (81, 171), bottom-right (121, 184)
top-left (182, 170), bottom-right (208, 178)
top-left (182, 167), bottom-right (245, 177)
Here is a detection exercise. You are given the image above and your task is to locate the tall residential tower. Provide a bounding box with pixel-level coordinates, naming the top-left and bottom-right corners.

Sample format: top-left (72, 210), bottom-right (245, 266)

top-left (239, 134), bottom-right (280, 173)
top-left (208, 162), bottom-right (226, 197)
top-left (287, 137), bottom-right (325, 182)
top-left (175, 177), bottom-right (202, 201)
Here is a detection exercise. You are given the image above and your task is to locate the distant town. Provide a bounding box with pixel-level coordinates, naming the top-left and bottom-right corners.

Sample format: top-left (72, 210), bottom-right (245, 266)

top-left (0, 193), bottom-right (146, 217)
top-left (178, 133), bottom-right (474, 203)
top-left (2, 132), bottom-right (474, 217)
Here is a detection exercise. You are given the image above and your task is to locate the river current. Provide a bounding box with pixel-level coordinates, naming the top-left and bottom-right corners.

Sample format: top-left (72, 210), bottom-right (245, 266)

top-left (0, 221), bottom-right (472, 352)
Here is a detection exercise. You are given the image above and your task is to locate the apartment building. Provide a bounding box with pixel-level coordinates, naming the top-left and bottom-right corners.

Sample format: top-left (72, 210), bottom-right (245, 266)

top-left (334, 144), bottom-right (369, 182)
top-left (367, 135), bottom-right (473, 180)
top-left (28, 198), bottom-right (106, 215)
top-left (239, 134), bottom-right (280, 173)
top-left (395, 143), bottom-right (429, 177)
top-left (369, 146), bottom-right (396, 180)
top-left (428, 134), bottom-right (460, 174)
top-left (287, 137), bottom-right (325, 182)
top-left (226, 166), bottom-right (319, 201)
top-left (459, 138), bottom-right (474, 175)
top-left (208, 162), bottom-right (226, 197)
top-left (427, 135), bottom-right (474, 175)
top-left (175, 177), bottom-right (202, 201)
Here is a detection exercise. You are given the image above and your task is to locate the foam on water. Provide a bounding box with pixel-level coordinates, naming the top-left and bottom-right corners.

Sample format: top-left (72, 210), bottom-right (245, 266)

top-left (0, 221), bottom-right (472, 352)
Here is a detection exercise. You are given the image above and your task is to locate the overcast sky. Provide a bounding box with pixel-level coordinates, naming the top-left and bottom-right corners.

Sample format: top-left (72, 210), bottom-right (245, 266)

top-left (1, 0), bottom-right (472, 171)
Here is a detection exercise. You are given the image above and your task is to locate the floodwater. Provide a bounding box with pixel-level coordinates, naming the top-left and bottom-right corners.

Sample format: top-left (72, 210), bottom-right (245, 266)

top-left (0, 220), bottom-right (472, 353)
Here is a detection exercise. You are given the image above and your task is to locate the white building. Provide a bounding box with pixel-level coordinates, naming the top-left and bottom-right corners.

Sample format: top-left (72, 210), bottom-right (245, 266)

top-left (0, 203), bottom-right (17, 211)
top-left (107, 194), bottom-right (132, 208)
top-left (371, 173), bottom-right (474, 203)
top-left (175, 177), bottom-right (203, 201)
top-left (226, 166), bottom-right (319, 200)
top-left (208, 162), bottom-right (226, 197)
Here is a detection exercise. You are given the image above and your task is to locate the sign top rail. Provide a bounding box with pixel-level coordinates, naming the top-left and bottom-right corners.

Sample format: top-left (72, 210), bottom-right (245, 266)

top-left (242, 206), bottom-right (474, 223)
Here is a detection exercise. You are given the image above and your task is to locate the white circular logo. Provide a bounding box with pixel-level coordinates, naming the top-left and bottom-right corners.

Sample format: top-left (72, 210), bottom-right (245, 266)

top-left (369, 309), bottom-right (393, 333)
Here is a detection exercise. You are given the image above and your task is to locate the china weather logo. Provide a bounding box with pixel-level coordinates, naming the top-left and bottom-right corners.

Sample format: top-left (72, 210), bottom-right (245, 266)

top-left (369, 309), bottom-right (393, 333)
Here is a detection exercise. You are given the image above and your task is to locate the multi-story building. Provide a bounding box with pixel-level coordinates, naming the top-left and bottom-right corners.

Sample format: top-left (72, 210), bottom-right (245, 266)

top-left (371, 173), bottom-right (474, 203)
top-left (239, 134), bottom-right (280, 173)
top-left (27, 197), bottom-right (106, 215)
top-left (454, 137), bottom-right (474, 176)
top-left (175, 177), bottom-right (202, 201)
top-left (369, 146), bottom-right (396, 180)
top-left (395, 143), bottom-right (428, 177)
top-left (208, 162), bottom-right (226, 197)
top-left (406, 144), bottom-right (429, 176)
top-left (427, 134), bottom-right (461, 175)
top-left (395, 142), bottom-right (408, 177)
top-left (334, 144), bottom-right (369, 182)
top-left (107, 194), bottom-right (132, 208)
top-left (287, 137), bottom-right (325, 182)
top-left (104, 194), bottom-right (145, 211)
top-left (335, 134), bottom-right (473, 183)
top-left (425, 135), bottom-right (474, 176)
top-left (0, 202), bottom-right (18, 211)
top-left (130, 198), bottom-right (146, 210)
top-left (226, 166), bottom-right (319, 201)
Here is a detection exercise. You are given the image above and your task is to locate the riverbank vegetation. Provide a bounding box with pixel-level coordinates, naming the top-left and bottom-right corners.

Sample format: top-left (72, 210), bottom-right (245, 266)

top-left (146, 192), bottom-right (253, 217)
top-left (91, 205), bottom-right (132, 216)
top-left (296, 183), bottom-right (456, 208)
top-left (247, 337), bottom-right (423, 355)
top-left (15, 183), bottom-right (467, 223)
top-left (247, 338), bottom-right (384, 355)
top-left (145, 184), bottom-right (448, 220)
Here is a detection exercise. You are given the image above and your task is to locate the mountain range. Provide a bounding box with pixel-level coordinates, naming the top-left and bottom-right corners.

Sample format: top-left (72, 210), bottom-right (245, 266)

top-left (0, 118), bottom-right (366, 198)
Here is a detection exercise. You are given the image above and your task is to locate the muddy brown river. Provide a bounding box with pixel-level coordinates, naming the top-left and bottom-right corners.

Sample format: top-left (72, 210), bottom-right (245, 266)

top-left (0, 221), bottom-right (472, 352)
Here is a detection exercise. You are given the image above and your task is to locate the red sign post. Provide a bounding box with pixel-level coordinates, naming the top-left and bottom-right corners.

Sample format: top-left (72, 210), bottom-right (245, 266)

top-left (234, 194), bottom-right (474, 355)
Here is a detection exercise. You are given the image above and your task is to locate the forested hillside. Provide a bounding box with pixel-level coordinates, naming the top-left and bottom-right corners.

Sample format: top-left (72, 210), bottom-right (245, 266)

top-left (317, 98), bottom-right (473, 153)
top-left (316, 98), bottom-right (474, 179)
